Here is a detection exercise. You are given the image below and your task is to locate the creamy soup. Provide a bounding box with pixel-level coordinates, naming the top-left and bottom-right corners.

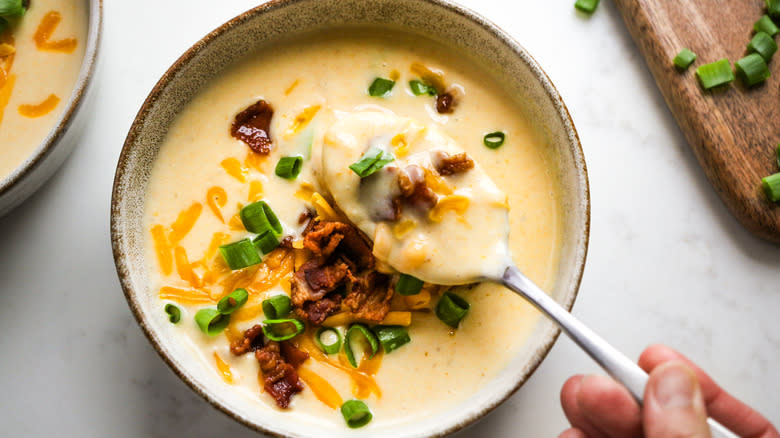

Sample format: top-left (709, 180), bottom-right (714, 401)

top-left (144, 30), bottom-right (562, 429)
top-left (0, 0), bottom-right (87, 179)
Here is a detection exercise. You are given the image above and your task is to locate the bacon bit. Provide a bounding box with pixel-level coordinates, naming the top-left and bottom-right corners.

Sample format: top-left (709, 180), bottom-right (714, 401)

top-left (433, 151), bottom-right (474, 176)
top-left (220, 157), bottom-right (248, 183)
top-left (279, 236), bottom-right (294, 249)
top-left (256, 341), bottom-right (307, 408)
top-left (206, 186), bottom-right (227, 223)
top-left (298, 208), bottom-right (315, 226)
top-left (151, 225), bottom-right (173, 276)
top-left (230, 324), bottom-right (265, 355)
top-left (435, 92), bottom-right (455, 114)
top-left (398, 165), bottom-right (437, 212)
top-left (18, 94), bottom-right (60, 118)
top-left (33, 11), bottom-right (78, 53)
top-left (231, 99), bottom-right (274, 154)
top-left (169, 202), bottom-right (203, 244)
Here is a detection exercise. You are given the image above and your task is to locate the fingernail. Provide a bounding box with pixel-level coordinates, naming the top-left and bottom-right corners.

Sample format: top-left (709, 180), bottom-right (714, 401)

top-left (652, 363), bottom-right (696, 409)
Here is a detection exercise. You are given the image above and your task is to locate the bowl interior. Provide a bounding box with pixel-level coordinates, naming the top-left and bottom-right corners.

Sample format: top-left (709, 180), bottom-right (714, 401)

top-left (0, 0), bottom-right (101, 215)
top-left (112, 0), bottom-right (589, 436)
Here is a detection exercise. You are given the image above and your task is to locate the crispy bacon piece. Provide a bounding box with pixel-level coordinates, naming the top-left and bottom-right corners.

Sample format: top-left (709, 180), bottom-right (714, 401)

top-left (255, 341), bottom-right (308, 409)
top-left (229, 324), bottom-right (265, 356)
top-left (397, 164), bottom-right (437, 211)
top-left (435, 92), bottom-right (455, 114)
top-left (231, 99), bottom-right (274, 154)
top-left (433, 151), bottom-right (474, 176)
top-left (290, 220), bottom-right (393, 324)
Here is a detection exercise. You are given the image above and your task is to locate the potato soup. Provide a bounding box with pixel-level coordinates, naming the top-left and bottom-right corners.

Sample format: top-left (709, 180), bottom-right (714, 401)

top-left (143, 29), bottom-right (563, 429)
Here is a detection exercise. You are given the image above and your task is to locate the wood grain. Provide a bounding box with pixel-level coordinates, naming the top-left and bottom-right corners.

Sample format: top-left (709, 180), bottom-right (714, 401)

top-left (613, 0), bottom-right (780, 243)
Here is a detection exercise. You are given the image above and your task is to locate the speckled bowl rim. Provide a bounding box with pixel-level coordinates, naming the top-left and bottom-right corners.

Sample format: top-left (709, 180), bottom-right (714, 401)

top-left (0, 0), bottom-right (103, 198)
top-left (111, 1), bottom-right (590, 436)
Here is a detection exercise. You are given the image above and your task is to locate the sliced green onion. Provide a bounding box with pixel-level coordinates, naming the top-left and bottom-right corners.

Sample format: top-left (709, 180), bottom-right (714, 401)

top-left (748, 32), bottom-right (778, 61)
top-left (436, 291), bottom-right (470, 328)
top-left (368, 77), bottom-right (395, 97)
top-left (262, 294), bottom-right (292, 319)
top-left (275, 156), bottom-right (303, 180)
top-left (344, 324), bottom-right (379, 368)
top-left (483, 131), bottom-right (506, 149)
top-left (673, 48), bottom-right (697, 70)
top-left (395, 274), bottom-right (424, 296)
top-left (762, 173), bottom-right (780, 202)
top-left (372, 326), bottom-right (410, 354)
top-left (0, 0), bottom-right (25, 17)
top-left (755, 15), bottom-right (780, 37)
top-left (409, 79), bottom-right (437, 96)
top-left (349, 146), bottom-right (395, 178)
top-left (219, 238), bottom-right (262, 270)
top-left (0, 17), bottom-right (8, 34)
top-left (574, 0), bottom-right (599, 14)
top-left (735, 54), bottom-right (770, 87)
top-left (164, 304), bottom-right (181, 324)
top-left (695, 59), bottom-right (735, 90)
top-left (253, 231), bottom-right (280, 255)
top-left (340, 400), bottom-right (372, 428)
top-left (240, 200), bottom-right (283, 235)
top-left (767, 0), bottom-right (780, 19)
top-left (315, 327), bottom-right (343, 354)
top-left (195, 308), bottom-right (230, 336)
top-left (262, 318), bottom-right (305, 341)
top-left (776, 143), bottom-right (780, 169)
top-left (217, 288), bottom-right (249, 315)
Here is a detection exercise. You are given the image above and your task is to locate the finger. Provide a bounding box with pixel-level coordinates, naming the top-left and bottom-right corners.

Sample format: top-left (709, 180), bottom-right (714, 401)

top-left (640, 345), bottom-right (779, 438)
top-left (644, 361), bottom-right (711, 438)
top-left (560, 375), bottom-right (610, 438)
top-left (559, 428), bottom-right (590, 438)
top-left (576, 374), bottom-right (644, 438)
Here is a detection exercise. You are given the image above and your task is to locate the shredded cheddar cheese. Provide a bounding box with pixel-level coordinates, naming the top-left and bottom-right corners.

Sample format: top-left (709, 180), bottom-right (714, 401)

top-left (311, 192), bottom-right (339, 221)
top-left (33, 11), bottom-right (78, 53)
top-left (206, 186), bottom-right (227, 223)
top-left (213, 352), bottom-right (234, 384)
top-left (428, 195), bottom-right (470, 223)
top-left (220, 157), bottom-right (248, 183)
top-left (168, 202), bottom-right (203, 244)
top-left (285, 104), bottom-right (321, 138)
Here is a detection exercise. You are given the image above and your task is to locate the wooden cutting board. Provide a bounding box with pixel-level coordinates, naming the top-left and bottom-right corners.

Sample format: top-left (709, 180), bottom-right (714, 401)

top-left (613, 0), bottom-right (780, 243)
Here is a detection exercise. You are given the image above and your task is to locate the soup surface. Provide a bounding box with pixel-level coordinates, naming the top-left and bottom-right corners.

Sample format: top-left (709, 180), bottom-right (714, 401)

top-left (143, 29), bottom-right (563, 429)
top-left (0, 0), bottom-right (87, 180)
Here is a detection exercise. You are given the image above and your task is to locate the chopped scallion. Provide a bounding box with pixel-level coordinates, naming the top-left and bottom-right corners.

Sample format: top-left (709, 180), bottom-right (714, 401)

top-left (673, 48), bottom-right (697, 70)
top-left (409, 79), bottom-right (437, 96)
top-left (735, 54), bottom-right (770, 86)
top-left (749, 32), bottom-right (778, 61)
top-left (262, 318), bottom-right (305, 341)
top-left (349, 146), bottom-right (395, 178)
top-left (574, 0), bottom-right (599, 14)
top-left (164, 304), bottom-right (181, 324)
top-left (762, 173), bottom-right (780, 202)
top-left (483, 131), bottom-right (506, 149)
top-left (217, 288), bottom-right (249, 315)
top-left (767, 0), bottom-right (780, 20)
top-left (275, 156), bottom-right (303, 180)
top-left (219, 238), bottom-right (262, 270)
top-left (395, 274), bottom-right (424, 296)
top-left (315, 327), bottom-right (343, 355)
top-left (695, 59), bottom-right (735, 90)
top-left (194, 308), bottom-right (230, 336)
top-left (776, 143), bottom-right (780, 169)
top-left (0, 0), bottom-right (25, 17)
top-left (240, 200), bottom-right (283, 235)
top-left (368, 77), bottom-right (395, 97)
top-left (340, 400), bottom-right (372, 428)
top-left (372, 326), bottom-right (410, 353)
top-left (436, 291), bottom-right (470, 328)
top-left (253, 230), bottom-right (281, 255)
top-left (344, 324), bottom-right (379, 368)
top-left (0, 17), bottom-right (8, 34)
top-left (262, 294), bottom-right (292, 319)
top-left (755, 15), bottom-right (780, 37)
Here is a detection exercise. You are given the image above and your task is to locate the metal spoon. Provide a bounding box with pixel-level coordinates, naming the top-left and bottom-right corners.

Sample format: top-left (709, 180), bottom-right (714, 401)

top-left (501, 265), bottom-right (738, 438)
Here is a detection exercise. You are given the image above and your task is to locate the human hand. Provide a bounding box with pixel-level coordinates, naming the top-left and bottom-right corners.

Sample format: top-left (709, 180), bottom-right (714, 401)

top-left (559, 344), bottom-right (779, 438)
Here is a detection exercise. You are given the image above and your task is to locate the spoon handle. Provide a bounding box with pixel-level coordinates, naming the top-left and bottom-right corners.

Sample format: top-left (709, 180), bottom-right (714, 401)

top-left (501, 266), bottom-right (739, 438)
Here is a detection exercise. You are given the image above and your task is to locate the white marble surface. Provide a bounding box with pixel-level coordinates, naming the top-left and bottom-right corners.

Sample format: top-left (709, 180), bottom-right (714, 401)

top-left (0, 1), bottom-right (778, 436)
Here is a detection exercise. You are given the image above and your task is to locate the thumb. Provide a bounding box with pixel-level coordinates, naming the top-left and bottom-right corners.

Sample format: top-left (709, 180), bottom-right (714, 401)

top-left (644, 361), bottom-right (711, 438)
